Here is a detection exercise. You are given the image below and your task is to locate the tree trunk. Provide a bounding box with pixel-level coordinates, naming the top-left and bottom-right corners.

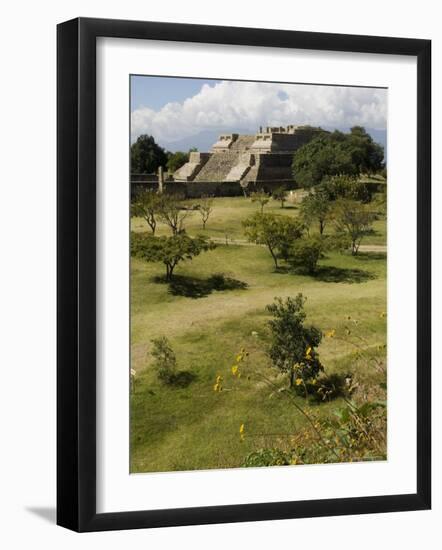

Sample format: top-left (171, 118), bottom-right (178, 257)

top-left (269, 247), bottom-right (279, 270)
top-left (289, 369), bottom-right (295, 388)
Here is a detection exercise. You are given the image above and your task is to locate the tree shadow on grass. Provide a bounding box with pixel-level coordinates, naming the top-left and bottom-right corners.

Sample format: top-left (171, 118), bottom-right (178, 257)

top-left (168, 370), bottom-right (197, 388)
top-left (313, 265), bottom-right (376, 284)
top-left (354, 252), bottom-right (387, 261)
top-left (153, 273), bottom-right (248, 299)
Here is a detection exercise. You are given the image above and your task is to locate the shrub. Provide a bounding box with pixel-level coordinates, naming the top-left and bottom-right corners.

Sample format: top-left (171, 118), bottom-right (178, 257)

top-left (288, 237), bottom-right (323, 274)
top-left (242, 448), bottom-right (292, 467)
top-left (150, 336), bottom-right (177, 384)
top-left (266, 294), bottom-right (324, 388)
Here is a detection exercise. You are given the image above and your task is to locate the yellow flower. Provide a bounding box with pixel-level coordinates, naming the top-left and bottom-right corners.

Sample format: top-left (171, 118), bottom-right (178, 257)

top-left (231, 365), bottom-right (239, 376)
top-left (325, 329), bottom-right (335, 338)
top-left (239, 423), bottom-right (245, 441)
top-left (311, 379), bottom-right (317, 385)
top-left (295, 378), bottom-right (303, 386)
top-left (305, 346), bottom-right (312, 359)
top-left (216, 375), bottom-right (223, 384)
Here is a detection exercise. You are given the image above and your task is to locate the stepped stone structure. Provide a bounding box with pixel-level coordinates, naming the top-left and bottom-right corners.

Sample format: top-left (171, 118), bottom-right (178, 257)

top-left (173, 125), bottom-right (322, 190)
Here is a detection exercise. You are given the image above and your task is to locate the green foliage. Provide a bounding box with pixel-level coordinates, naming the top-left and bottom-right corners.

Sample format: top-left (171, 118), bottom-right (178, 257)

top-left (321, 175), bottom-right (373, 203)
top-left (166, 151), bottom-right (190, 173)
top-left (242, 448), bottom-right (292, 467)
top-left (250, 189), bottom-right (270, 213)
top-left (333, 199), bottom-right (376, 255)
top-left (272, 186), bottom-right (288, 208)
top-left (242, 213), bottom-right (304, 269)
top-left (131, 134), bottom-right (168, 174)
top-left (150, 336), bottom-right (177, 384)
top-left (300, 189), bottom-right (332, 234)
top-left (288, 236), bottom-right (324, 274)
top-left (131, 232), bottom-right (215, 280)
top-left (266, 294), bottom-right (324, 387)
top-left (292, 127), bottom-right (384, 188)
top-left (131, 189), bottom-right (162, 234)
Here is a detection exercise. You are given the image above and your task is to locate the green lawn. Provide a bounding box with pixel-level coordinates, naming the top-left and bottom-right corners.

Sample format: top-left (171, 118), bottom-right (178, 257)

top-left (130, 196), bottom-right (387, 473)
top-left (131, 195), bottom-right (387, 245)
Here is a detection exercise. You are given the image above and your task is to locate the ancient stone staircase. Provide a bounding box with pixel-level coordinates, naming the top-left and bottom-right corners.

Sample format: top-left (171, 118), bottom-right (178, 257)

top-left (193, 152), bottom-right (240, 182)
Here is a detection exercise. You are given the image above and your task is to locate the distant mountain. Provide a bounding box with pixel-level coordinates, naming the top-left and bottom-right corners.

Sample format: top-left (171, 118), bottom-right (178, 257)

top-left (160, 126), bottom-right (387, 162)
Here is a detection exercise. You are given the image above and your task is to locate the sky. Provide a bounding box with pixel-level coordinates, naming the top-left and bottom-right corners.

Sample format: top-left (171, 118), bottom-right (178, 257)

top-left (130, 76), bottom-right (387, 151)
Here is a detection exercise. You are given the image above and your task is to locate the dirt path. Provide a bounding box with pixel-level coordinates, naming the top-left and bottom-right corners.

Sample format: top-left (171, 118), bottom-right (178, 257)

top-left (210, 237), bottom-right (387, 254)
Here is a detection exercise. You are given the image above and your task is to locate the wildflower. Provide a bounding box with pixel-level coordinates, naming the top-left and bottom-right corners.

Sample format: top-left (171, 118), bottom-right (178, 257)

top-left (325, 329), bottom-right (335, 338)
top-left (239, 423), bottom-right (245, 441)
top-left (214, 375), bottom-right (223, 392)
top-left (231, 365), bottom-right (239, 376)
top-left (235, 354), bottom-right (243, 363)
top-left (295, 378), bottom-right (303, 386)
top-left (305, 346), bottom-right (312, 359)
top-left (311, 379), bottom-right (317, 385)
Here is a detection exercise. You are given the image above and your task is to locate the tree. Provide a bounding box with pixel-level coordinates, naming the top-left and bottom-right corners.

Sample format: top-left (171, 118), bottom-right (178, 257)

top-left (300, 189), bottom-right (332, 235)
top-left (272, 186), bottom-right (288, 208)
top-left (197, 196), bottom-right (214, 229)
top-left (131, 189), bottom-right (162, 234)
top-left (158, 194), bottom-right (191, 235)
top-left (321, 175), bottom-right (372, 203)
top-left (334, 199), bottom-right (375, 255)
top-left (287, 237), bottom-right (324, 274)
top-left (166, 151), bottom-right (190, 173)
top-left (250, 189), bottom-right (270, 213)
top-left (292, 127), bottom-right (384, 188)
top-left (131, 134), bottom-right (168, 174)
top-left (131, 232), bottom-right (214, 280)
top-left (266, 294), bottom-right (324, 388)
top-left (243, 213), bottom-right (303, 270)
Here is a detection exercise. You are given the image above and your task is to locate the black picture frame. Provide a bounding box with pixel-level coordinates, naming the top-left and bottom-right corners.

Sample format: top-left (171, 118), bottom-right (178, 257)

top-left (57, 17), bottom-right (431, 532)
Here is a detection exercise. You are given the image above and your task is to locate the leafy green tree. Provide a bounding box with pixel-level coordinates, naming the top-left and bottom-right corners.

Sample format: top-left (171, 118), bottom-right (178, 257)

top-left (197, 196), bottom-right (214, 229)
top-left (321, 175), bottom-right (372, 203)
top-left (288, 237), bottom-right (324, 274)
top-left (272, 186), bottom-right (288, 208)
top-left (250, 190), bottom-right (270, 213)
top-left (166, 151), bottom-right (190, 173)
top-left (131, 189), bottom-right (162, 234)
top-left (300, 189), bottom-right (332, 235)
top-left (131, 232), bottom-right (214, 280)
top-left (243, 213), bottom-right (303, 270)
top-left (292, 127), bottom-right (384, 188)
top-left (334, 199), bottom-right (375, 255)
top-left (131, 134), bottom-right (168, 174)
top-left (266, 294), bottom-right (324, 388)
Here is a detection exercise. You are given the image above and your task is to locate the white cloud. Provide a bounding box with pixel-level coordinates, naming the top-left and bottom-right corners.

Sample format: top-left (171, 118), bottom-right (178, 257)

top-left (131, 80), bottom-right (387, 143)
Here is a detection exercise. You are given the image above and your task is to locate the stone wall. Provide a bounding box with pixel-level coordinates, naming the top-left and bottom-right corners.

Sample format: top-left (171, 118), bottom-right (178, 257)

top-left (131, 179), bottom-right (295, 199)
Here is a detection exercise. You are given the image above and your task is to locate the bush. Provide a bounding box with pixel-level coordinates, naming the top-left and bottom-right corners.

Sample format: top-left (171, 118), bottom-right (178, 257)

top-left (266, 294), bottom-right (324, 388)
top-left (288, 237), bottom-right (323, 274)
top-left (242, 448), bottom-right (292, 467)
top-left (150, 336), bottom-right (177, 384)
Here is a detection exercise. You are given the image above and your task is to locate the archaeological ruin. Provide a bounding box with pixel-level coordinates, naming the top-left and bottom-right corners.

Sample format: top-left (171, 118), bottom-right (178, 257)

top-left (131, 124), bottom-right (323, 198)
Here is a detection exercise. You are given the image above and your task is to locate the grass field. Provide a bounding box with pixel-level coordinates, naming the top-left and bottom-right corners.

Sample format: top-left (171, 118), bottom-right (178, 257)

top-left (130, 196), bottom-right (387, 472)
